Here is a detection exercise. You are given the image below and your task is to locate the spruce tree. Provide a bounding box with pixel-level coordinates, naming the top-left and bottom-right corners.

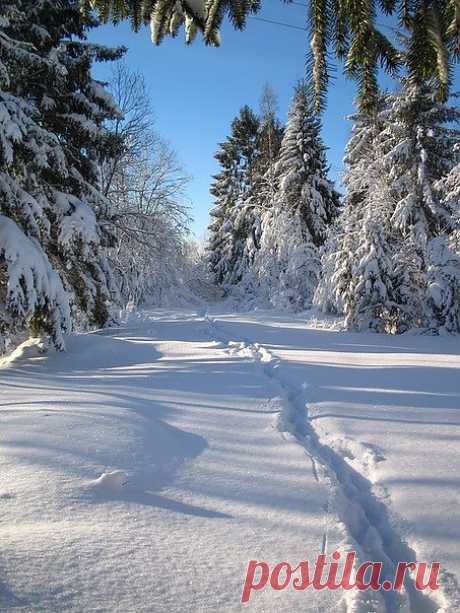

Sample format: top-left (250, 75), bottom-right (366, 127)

top-left (383, 82), bottom-right (460, 331)
top-left (344, 181), bottom-right (396, 332)
top-left (317, 82), bottom-right (460, 333)
top-left (314, 108), bottom-right (379, 315)
top-left (426, 236), bottom-right (460, 333)
top-left (252, 83), bottom-right (338, 310)
top-left (392, 231), bottom-right (427, 331)
top-left (0, 1), bottom-right (123, 350)
top-left (207, 140), bottom-right (240, 285)
top-left (437, 161), bottom-right (460, 255)
top-left (254, 205), bottom-right (320, 310)
top-left (206, 105), bottom-right (259, 290)
top-left (83, 0), bottom-right (459, 114)
top-left (383, 82), bottom-right (459, 244)
top-left (238, 86), bottom-right (284, 292)
top-left (276, 81), bottom-right (340, 247)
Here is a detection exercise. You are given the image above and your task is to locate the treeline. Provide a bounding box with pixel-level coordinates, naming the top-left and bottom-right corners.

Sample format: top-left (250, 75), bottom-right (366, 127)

top-left (207, 83), bottom-right (340, 310)
top-left (0, 1), bottom-right (194, 353)
top-left (206, 79), bottom-right (460, 333)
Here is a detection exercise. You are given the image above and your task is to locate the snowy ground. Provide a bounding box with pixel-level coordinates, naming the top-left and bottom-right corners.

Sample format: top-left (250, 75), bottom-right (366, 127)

top-left (0, 308), bottom-right (459, 612)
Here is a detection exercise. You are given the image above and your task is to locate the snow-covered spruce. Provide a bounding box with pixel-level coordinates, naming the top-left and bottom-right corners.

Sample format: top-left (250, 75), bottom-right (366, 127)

top-left (206, 105), bottom-right (261, 290)
top-left (253, 205), bottom-right (320, 310)
top-left (344, 182), bottom-right (395, 332)
top-left (0, 1), bottom-right (123, 350)
top-left (316, 82), bottom-right (460, 333)
top-left (275, 81), bottom-right (340, 247)
top-left (233, 89), bottom-right (286, 301)
top-left (315, 106), bottom-right (384, 317)
top-left (437, 160), bottom-right (460, 256)
top-left (252, 82), bottom-right (340, 310)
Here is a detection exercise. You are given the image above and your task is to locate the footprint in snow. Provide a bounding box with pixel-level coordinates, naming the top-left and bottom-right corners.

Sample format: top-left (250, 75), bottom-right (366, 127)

top-left (0, 492), bottom-right (16, 500)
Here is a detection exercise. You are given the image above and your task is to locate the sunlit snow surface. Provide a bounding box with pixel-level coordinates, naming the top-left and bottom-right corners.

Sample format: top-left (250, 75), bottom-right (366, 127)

top-left (0, 308), bottom-right (459, 612)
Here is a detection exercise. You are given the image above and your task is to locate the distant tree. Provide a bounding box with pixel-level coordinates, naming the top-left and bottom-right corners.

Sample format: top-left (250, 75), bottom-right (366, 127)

top-left (104, 64), bottom-right (192, 307)
top-left (275, 81), bottom-right (340, 247)
top-left (237, 86), bottom-right (284, 286)
top-left (252, 83), bottom-right (338, 310)
top-left (206, 105), bottom-right (260, 289)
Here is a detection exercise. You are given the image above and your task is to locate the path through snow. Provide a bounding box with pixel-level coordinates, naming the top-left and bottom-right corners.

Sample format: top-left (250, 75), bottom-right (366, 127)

top-left (0, 308), bottom-right (458, 612)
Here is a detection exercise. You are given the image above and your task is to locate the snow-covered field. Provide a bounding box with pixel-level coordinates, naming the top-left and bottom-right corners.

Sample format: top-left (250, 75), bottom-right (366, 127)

top-left (0, 308), bottom-right (459, 612)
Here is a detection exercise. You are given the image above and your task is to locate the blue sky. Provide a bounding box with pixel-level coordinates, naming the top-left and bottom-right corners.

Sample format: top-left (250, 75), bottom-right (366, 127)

top-left (89, 4), bottom-right (458, 240)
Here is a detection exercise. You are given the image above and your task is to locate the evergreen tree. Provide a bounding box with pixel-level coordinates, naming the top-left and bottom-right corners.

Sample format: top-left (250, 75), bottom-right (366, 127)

top-left (392, 231), bottom-right (427, 331)
top-left (0, 1), bottom-right (123, 350)
top-left (426, 236), bottom-right (460, 333)
top-left (83, 0), bottom-right (459, 114)
top-left (254, 205), bottom-right (320, 310)
top-left (252, 83), bottom-right (284, 207)
top-left (436, 161), bottom-right (460, 255)
top-left (206, 105), bottom-right (259, 289)
top-left (81, 0), bottom-right (260, 45)
top-left (383, 82), bottom-right (459, 244)
top-left (236, 86), bottom-right (284, 290)
top-left (206, 141), bottom-right (239, 285)
top-left (344, 181), bottom-right (396, 332)
top-left (384, 82), bottom-right (460, 332)
top-left (315, 108), bottom-right (379, 314)
top-left (317, 82), bottom-right (460, 333)
top-left (251, 83), bottom-right (338, 310)
top-left (276, 81), bottom-right (340, 247)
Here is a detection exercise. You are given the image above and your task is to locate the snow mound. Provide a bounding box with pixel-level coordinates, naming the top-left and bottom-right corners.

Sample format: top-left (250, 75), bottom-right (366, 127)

top-left (89, 470), bottom-right (129, 493)
top-left (0, 337), bottom-right (48, 368)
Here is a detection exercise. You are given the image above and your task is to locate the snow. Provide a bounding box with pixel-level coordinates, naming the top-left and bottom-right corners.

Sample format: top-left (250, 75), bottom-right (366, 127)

top-left (0, 308), bottom-right (459, 611)
top-left (89, 470), bottom-right (129, 492)
top-left (0, 214), bottom-right (70, 348)
top-left (207, 308), bottom-right (460, 611)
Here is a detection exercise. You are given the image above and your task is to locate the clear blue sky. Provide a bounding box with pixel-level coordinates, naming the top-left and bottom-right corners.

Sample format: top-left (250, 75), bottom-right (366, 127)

top-left (88, 4), bottom-right (458, 240)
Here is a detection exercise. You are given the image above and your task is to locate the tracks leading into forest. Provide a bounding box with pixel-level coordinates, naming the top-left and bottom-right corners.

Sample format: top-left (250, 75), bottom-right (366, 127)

top-left (203, 313), bottom-right (445, 613)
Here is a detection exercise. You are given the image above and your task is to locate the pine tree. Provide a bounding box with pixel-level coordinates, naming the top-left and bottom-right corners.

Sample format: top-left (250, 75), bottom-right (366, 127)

top-left (276, 81), bottom-right (340, 247)
top-left (383, 82), bottom-right (459, 244)
top-left (0, 1), bottom-right (123, 350)
top-left (251, 83), bottom-right (338, 310)
top-left (314, 108), bottom-right (379, 314)
top-left (426, 236), bottom-right (460, 333)
top-left (317, 82), bottom-right (460, 334)
top-left (82, 1), bottom-right (459, 114)
top-left (206, 105), bottom-right (259, 289)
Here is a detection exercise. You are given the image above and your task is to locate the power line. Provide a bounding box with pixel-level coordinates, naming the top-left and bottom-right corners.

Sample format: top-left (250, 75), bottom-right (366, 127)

top-left (250, 12), bottom-right (399, 36)
top-left (249, 15), bottom-right (307, 31)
